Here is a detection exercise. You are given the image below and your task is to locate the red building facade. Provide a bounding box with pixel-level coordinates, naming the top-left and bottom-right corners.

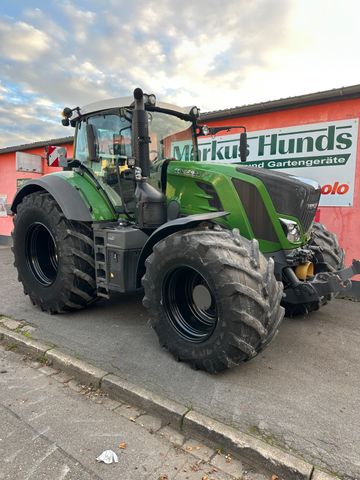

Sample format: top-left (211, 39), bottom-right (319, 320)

top-left (0, 138), bottom-right (73, 243)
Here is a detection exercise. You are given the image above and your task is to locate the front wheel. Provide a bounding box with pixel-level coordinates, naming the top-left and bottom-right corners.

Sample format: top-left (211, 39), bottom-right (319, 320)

top-left (142, 227), bottom-right (284, 373)
top-left (282, 222), bottom-right (345, 317)
top-left (12, 192), bottom-right (97, 313)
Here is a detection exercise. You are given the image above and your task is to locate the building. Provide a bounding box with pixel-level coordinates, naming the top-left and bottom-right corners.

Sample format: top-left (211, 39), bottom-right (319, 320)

top-left (202, 84), bottom-right (360, 267)
top-left (0, 137), bottom-right (73, 244)
top-left (1, 85), bottom-right (359, 270)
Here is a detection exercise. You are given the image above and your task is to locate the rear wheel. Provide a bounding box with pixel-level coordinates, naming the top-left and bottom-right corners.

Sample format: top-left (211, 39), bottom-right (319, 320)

top-left (283, 222), bottom-right (345, 317)
top-left (142, 226), bottom-right (284, 373)
top-left (12, 192), bottom-right (97, 313)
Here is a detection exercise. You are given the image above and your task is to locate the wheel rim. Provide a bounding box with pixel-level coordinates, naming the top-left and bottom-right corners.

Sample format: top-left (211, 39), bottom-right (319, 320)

top-left (163, 266), bottom-right (218, 343)
top-left (26, 223), bottom-right (58, 286)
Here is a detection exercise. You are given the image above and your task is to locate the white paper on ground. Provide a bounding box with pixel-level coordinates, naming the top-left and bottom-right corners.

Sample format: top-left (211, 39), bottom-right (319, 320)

top-left (96, 450), bottom-right (119, 464)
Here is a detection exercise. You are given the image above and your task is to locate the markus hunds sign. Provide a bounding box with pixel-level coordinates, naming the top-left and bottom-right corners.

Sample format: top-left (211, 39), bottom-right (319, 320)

top-left (171, 119), bottom-right (358, 207)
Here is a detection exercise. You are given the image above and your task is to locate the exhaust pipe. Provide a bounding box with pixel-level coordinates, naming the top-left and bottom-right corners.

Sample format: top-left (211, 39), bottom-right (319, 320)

top-left (132, 88), bottom-right (167, 228)
top-left (132, 88), bottom-right (150, 178)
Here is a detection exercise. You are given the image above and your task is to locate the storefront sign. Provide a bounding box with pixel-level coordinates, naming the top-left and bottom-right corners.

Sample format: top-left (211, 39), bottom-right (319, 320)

top-left (172, 119), bottom-right (359, 207)
top-left (16, 152), bottom-right (42, 173)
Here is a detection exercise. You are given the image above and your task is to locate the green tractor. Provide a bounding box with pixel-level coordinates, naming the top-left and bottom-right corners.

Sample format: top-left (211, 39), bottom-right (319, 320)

top-left (11, 88), bottom-right (360, 373)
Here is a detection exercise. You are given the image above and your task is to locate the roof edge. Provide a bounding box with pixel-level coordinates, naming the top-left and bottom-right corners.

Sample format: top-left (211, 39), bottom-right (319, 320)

top-left (201, 84), bottom-right (360, 121)
top-left (0, 136), bottom-right (74, 155)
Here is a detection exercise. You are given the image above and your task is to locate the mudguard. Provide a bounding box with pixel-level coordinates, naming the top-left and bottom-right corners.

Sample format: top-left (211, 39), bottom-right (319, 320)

top-left (136, 211), bottom-right (229, 287)
top-left (11, 173), bottom-right (115, 222)
top-left (11, 176), bottom-right (92, 221)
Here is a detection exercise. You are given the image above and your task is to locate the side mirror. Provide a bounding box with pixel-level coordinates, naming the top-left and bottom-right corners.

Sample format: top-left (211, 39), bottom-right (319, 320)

top-left (47, 146), bottom-right (67, 167)
top-left (86, 124), bottom-right (99, 162)
top-left (240, 132), bottom-right (247, 163)
top-left (197, 124), bottom-right (248, 163)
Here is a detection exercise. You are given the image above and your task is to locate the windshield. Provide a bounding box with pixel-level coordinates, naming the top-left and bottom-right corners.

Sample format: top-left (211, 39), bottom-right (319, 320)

top-left (73, 108), bottom-right (196, 211)
top-left (75, 110), bottom-right (132, 164)
top-left (74, 109), bottom-right (132, 209)
top-left (147, 111), bottom-right (195, 162)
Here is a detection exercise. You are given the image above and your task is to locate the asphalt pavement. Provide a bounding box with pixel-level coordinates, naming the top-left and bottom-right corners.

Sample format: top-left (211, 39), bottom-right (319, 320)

top-left (1, 246), bottom-right (360, 478)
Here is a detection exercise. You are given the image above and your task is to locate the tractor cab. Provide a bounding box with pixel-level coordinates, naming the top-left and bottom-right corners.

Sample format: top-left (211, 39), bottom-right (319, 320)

top-left (61, 93), bottom-right (247, 222)
top-left (62, 96), bottom-right (200, 217)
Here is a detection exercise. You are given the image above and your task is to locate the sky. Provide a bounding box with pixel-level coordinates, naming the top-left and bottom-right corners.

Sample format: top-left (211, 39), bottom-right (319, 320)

top-left (0, 0), bottom-right (359, 148)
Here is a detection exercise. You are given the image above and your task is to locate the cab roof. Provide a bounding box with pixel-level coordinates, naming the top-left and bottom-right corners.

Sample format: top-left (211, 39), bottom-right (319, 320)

top-left (72, 96), bottom-right (192, 120)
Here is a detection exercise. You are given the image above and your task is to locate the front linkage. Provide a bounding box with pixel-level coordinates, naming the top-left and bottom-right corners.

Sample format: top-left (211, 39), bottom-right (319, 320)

top-left (283, 259), bottom-right (360, 307)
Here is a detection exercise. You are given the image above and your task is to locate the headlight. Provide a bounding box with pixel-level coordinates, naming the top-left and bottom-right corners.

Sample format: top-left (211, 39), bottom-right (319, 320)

top-left (279, 218), bottom-right (301, 243)
top-left (143, 93), bottom-right (156, 106)
top-left (148, 94), bottom-right (156, 105)
top-left (62, 107), bottom-right (73, 118)
top-left (201, 125), bottom-right (210, 135)
top-left (190, 106), bottom-right (200, 118)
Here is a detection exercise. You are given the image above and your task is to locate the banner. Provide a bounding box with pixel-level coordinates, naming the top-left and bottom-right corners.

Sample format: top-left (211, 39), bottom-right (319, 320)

top-left (172, 119), bottom-right (359, 207)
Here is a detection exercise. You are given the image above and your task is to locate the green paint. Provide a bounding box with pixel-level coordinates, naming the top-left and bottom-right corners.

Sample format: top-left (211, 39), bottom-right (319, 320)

top-left (167, 161), bottom-right (306, 254)
top-left (50, 171), bottom-right (117, 221)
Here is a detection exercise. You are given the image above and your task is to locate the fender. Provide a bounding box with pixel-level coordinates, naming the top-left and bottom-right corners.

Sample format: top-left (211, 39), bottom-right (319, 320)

top-left (11, 175), bottom-right (93, 221)
top-left (11, 173), bottom-right (116, 222)
top-left (136, 211), bottom-right (229, 287)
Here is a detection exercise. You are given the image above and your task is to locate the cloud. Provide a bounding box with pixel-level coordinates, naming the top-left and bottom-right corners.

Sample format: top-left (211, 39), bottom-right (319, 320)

top-left (0, 0), bottom-right (359, 148)
top-left (0, 19), bottom-right (51, 62)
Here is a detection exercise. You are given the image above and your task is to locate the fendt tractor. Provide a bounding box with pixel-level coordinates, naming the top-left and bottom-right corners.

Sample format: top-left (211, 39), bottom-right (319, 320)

top-left (11, 88), bottom-right (360, 373)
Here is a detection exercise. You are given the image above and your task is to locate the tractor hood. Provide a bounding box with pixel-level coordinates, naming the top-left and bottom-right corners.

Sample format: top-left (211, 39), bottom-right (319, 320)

top-left (235, 165), bottom-right (321, 235)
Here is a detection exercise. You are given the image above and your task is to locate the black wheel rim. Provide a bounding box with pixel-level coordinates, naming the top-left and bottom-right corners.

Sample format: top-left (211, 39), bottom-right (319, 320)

top-left (163, 266), bottom-right (218, 343)
top-left (26, 223), bottom-right (58, 286)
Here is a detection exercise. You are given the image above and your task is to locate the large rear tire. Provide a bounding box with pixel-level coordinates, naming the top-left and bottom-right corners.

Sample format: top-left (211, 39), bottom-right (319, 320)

top-left (12, 192), bottom-right (97, 313)
top-left (142, 226), bottom-right (284, 373)
top-left (283, 222), bottom-right (345, 317)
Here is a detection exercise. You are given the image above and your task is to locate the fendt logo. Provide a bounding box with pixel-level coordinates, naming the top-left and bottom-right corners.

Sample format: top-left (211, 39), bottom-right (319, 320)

top-left (321, 182), bottom-right (350, 195)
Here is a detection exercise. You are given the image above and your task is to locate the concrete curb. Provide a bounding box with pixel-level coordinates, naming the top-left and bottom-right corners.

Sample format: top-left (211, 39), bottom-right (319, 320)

top-left (0, 324), bottom-right (340, 480)
top-left (101, 373), bottom-right (188, 428)
top-left (0, 325), bottom-right (53, 357)
top-left (46, 348), bottom-right (108, 388)
top-left (183, 411), bottom-right (312, 480)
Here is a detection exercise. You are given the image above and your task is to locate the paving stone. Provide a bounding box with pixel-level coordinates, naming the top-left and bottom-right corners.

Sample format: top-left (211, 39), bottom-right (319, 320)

top-left (53, 371), bottom-right (73, 383)
top-left (210, 453), bottom-right (245, 478)
top-left (114, 403), bottom-right (144, 420)
top-left (67, 380), bottom-right (83, 393)
top-left (38, 365), bottom-right (60, 376)
top-left (173, 459), bottom-right (207, 479)
top-left (0, 317), bottom-right (22, 330)
top-left (182, 439), bottom-right (215, 462)
top-left (151, 445), bottom-right (189, 479)
top-left (29, 361), bottom-right (42, 369)
top-left (20, 325), bottom-right (36, 334)
top-left (101, 373), bottom-right (188, 426)
top-left (158, 425), bottom-right (185, 446)
top-left (312, 469), bottom-right (341, 480)
top-left (136, 413), bottom-right (163, 432)
top-left (99, 396), bottom-right (122, 411)
top-left (245, 473), bottom-right (270, 480)
top-left (175, 459), bottom-right (234, 480)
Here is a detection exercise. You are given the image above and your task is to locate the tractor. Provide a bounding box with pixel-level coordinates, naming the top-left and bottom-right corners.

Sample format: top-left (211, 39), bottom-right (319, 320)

top-left (11, 88), bottom-right (360, 373)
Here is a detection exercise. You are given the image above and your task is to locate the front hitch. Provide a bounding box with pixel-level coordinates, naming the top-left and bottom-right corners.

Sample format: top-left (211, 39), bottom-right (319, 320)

top-left (283, 259), bottom-right (360, 305)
